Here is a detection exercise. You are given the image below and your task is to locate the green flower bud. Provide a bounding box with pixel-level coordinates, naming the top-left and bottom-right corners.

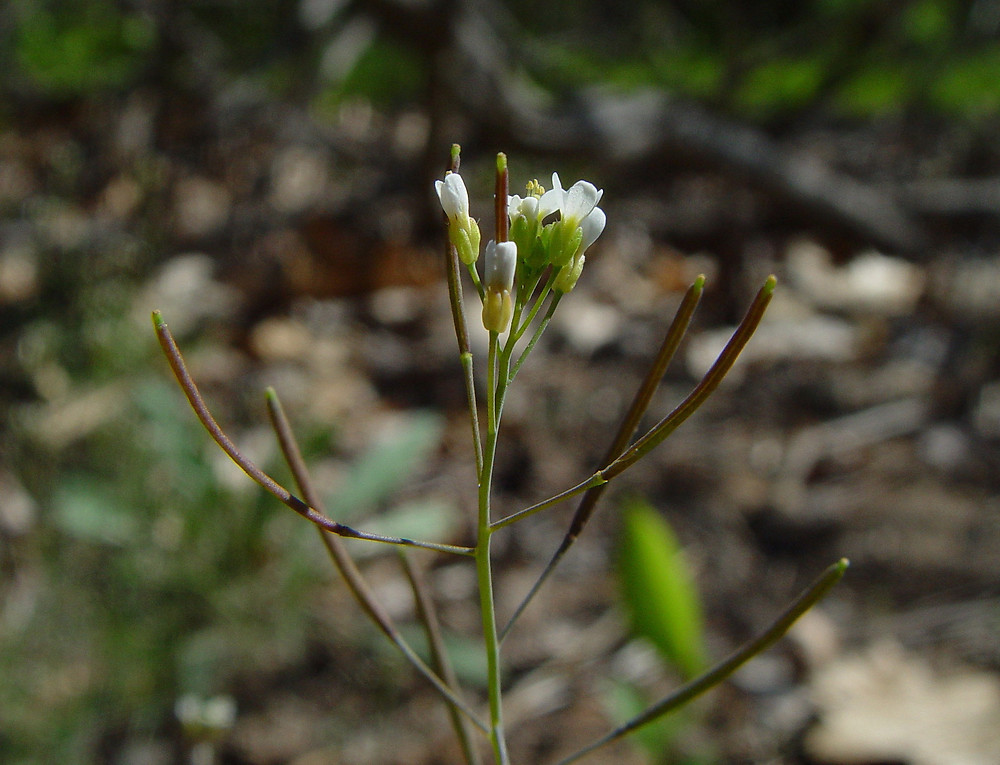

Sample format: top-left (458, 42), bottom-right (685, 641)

top-left (554, 253), bottom-right (586, 293)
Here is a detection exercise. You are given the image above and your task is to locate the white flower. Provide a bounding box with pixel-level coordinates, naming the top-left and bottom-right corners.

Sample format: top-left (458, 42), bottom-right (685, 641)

top-left (482, 239), bottom-right (516, 332)
top-left (435, 172), bottom-right (470, 223)
top-left (508, 194), bottom-right (538, 221)
top-left (483, 240), bottom-right (517, 292)
top-left (435, 171), bottom-right (481, 265)
top-left (544, 173), bottom-right (605, 268)
top-left (549, 172), bottom-right (603, 229)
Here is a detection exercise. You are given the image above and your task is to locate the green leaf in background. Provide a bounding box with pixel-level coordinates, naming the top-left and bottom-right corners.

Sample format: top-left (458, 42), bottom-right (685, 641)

top-left (350, 499), bottom-right (460, 559)
top-left (834, 63), bottom-right (914, 116)
top-left (52, 475), bottom-right (138, 545)
top-left (605, 677), bottom-right (678, 760)
top-left (618, 498), bottom-right (707, 680)
top-left (929, 48), bottom-right (1000, 118)
top-left (13, 0), bottom-right (155, 97)
top-left (325, 411), bottom-right (444, 521)
top-left (397, 625), bottom-right (490, 689)
top-left (736, 56), bottom-right (827, 115)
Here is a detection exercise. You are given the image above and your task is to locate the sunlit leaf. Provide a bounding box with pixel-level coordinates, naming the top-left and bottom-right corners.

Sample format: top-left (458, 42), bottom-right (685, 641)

top-left (618, 498), bottom-right (707, 680)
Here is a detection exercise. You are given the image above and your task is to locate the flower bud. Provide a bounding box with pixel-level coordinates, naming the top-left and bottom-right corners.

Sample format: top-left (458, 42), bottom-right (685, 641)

top-left (548, 221), bottom-right (584, 267)
top-left (449, 221), bottom-right (481, 266)
top-left (482, 240), bottom-right (516, 332)
top-left (436, 172), bottom-right (482, 265)
top-left (482, 289), bottom-right (513, 333)
top-left (435, 172), bottom-right (469, 221)
top-left (554, 253), bottom-right (586, 293)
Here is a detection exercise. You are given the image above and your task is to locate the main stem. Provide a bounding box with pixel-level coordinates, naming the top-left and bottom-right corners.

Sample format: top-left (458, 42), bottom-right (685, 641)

top-left (478, 332), bottom-right (508, 764)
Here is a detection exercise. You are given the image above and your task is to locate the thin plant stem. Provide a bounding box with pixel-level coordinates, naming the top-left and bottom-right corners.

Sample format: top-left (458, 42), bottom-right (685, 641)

top-left (263, 387), bottom-right (488, 733)
top-left (501, 276), bottom-right (705, 640)
top-left (510, 270), bottom-right (557, 345)
top-left (468, 262), bottom-right (485, 300)
top-left (477, 331), bottom-right (509, 764)
top-left (554, 559), bottom-right (850, 765)
top-left (491, 275), bottom-right (775, 530)
top-left (400, 551), bottom-right (483, 765)
top-left (442, 146), bottom-right (483, 476)
top-left (152, 311), bottom-right (474, 557)
top-left (509, 268), bottom-right (544, 340)
top-left (508, 293), bottom-right (560, 383)
top-left (491, 473), bottom-right (606, 531)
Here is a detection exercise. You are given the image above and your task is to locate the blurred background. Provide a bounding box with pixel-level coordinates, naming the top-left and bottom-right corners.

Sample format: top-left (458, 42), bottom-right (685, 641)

top-left (2, 0), bottom-right (1000, 763)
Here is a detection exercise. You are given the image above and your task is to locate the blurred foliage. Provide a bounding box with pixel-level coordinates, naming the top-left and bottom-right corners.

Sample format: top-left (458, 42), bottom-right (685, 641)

top-left (613, 497), bottom-right (709, 763)
top-left (8, 0), bottom-right (156, 97)
top-left (618, 497), bottom-right (706, 681)
top-left (511, 0), bottom-right (1000, 121)
top-left (2, 0), bottom-right (998, 120)
top-left (0, 225), bottom-right (448, 759)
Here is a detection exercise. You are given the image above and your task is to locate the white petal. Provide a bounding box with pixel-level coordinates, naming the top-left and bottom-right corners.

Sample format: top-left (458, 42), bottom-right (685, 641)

top-left (537, 188), bottom-right (562, 217)
top-left (562, 180), bottom-right (602, 223)
top-left (436, 172), bottom-right (469, 220)
top-left (507, 194), bottom-right (524, 218)
top-left (508, 194), bottom-right (539, 219)
top-left (579, 207), bottom-right (606, 252)
top-left (484, 240), bottom-right (517, 290)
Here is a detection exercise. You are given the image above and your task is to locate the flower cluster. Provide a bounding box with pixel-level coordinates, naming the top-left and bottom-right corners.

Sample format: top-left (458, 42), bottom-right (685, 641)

top-left (435, 166), bottom-right (606, 333)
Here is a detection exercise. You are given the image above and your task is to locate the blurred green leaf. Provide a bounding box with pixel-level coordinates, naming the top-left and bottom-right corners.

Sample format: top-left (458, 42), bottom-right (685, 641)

top-left (13, 1), bottom-right (155, 97)
top-left (605, 678), bottom-right (677, 760)
top-left (652, 47), bottom-right (726, 99)
top-left (320, 38), bottom-right (426, 109)
top-left (618, 498), bottom-right (707, 680)
top-left (398, 625), bottom-right (490, 689)
top-left (326, 411), bottom-right (444, 521)
top-left (929, 48), bottom-right (1000, 118)
top-left (353, 499), bottom-right (459, 557)
top-left (52, 475), bottom-right (138, 545)
top-left (736, 57), bottom-right (827, 114)
top-left (834, 63), bottom-right (913, 116)
top-left (900, 0), bottom-right (954, 48)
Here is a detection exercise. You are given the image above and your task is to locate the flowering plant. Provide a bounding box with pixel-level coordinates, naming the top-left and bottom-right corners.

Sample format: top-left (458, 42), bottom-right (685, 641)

top-left (152, 145), bottom-right (846, 763)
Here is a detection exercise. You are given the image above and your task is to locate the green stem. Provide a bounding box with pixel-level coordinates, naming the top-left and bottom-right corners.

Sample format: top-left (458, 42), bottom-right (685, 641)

top-left (510, 272), bottom-right (551, 343)
top-left (492, 275), bottom-right (775, 531)
top-left (510, 294), bottom-right (560, 382)
top-left (491, 472), bottom-right (606, 530)
top-left (510, 269), bottom-right (544, 339)
top-left (478, 332), bottom-right (509, 763)
top-left (468, 262), bottom-right (485, 300)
